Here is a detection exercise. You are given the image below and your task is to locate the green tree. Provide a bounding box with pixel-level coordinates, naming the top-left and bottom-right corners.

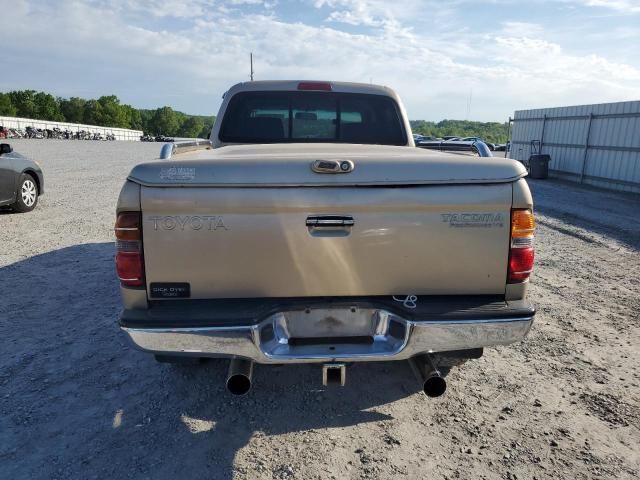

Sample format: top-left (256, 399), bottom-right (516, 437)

top-left (97, 95), bottom-right (128, 128)
top-left (138, 109), bottom-right (154, 133)
top-left (149, 106), bottom-right (179, 136)
top-left (178, 116), bottom-right (205, 138)
top-left (124, 105), bottom-right (143, 130)
top-left (199, 123), bottom-right (213, 139)
top-left (33, 92), bottom-right (64, 121)
top-left (2, 89), bottom-right (215, 134)
top-left (8, 90), bottom-right (37, 118)
top-left (0, 93), bottom-right (17, 116)
top-left (60, 97), bottom-right (86, 123)
top-left (83, 99), bottom-right (103, 126)
top-left (409, 119), bottom-right (509, 144)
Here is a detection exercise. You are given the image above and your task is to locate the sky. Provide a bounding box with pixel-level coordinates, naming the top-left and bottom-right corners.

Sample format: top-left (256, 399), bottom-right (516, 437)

top-left (1, 0), bottom-right (639, 121)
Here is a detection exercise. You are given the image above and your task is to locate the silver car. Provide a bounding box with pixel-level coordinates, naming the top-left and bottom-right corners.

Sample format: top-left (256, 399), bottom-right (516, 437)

top-left (0, 143), bottom-right (44, 212)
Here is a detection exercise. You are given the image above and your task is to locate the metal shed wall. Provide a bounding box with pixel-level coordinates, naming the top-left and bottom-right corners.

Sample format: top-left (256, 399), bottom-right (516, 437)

top-left (0, 116), bottom-right (142, 141)
top-left (509, 101), bottom-right (640, 193)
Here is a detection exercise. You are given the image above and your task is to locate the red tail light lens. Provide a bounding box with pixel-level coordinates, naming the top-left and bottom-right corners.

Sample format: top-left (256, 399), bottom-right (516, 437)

top-left (115, 212), bottom-right (145, 287)
top-left (297, 82), bottom-right (332, 91)
top-left (508, 209), bottom-right (535, 283)
top-left (508, 247), bottom-right (534, 282)
top-left (116, 252), bottom-right (144, 287)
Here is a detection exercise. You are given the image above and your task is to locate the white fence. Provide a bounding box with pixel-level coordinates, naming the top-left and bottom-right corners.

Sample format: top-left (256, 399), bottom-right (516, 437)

top-left (0, 116), bottom-right (142, 141)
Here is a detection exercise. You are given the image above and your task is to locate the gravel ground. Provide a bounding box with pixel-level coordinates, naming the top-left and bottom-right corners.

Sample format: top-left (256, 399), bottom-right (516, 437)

top-left (1, 140), bottom-right (639, 480)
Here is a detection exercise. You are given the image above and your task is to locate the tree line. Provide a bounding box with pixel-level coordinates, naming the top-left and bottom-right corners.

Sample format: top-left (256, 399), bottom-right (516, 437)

top-left (0, 90), bottom-right (508, 142)
top-left (410, 119), bottom-right (509, 144)
top-left (0, 90), bottom-right (214, 138)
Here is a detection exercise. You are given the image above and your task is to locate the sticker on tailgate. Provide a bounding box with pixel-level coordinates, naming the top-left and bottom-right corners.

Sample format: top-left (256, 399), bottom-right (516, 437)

top-left (150, 283), bottom-right (191, 298)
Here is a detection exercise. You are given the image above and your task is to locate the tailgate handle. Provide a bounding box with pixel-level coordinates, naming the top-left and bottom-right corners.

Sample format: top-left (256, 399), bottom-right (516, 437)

top-left (306, 215), bottom-right (355, 229)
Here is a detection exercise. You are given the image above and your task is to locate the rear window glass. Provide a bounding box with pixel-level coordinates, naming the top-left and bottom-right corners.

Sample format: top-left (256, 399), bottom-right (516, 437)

top-left (220, 91), bottom-right (406, 145)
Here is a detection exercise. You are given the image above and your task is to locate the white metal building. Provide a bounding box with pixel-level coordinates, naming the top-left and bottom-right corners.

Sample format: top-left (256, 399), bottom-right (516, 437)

top-left (509, 100), bottom-right (640, 193)
top-left (0, 116), bottom-right (142, 141)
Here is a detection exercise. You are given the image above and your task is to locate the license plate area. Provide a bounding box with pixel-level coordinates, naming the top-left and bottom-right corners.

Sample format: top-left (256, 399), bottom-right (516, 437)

top-left (257, 308), bottom-right (408, 360)
top-left (280, 307), bottom-right (376, 338)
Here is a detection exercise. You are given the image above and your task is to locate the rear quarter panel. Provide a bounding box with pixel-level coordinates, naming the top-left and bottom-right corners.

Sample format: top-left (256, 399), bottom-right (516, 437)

top-left (116, 180), bottom-right (147, 310)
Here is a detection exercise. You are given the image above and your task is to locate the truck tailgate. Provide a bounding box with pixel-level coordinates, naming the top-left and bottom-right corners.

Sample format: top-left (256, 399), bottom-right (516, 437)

top-left (140, 183), bottom-right (512, 298)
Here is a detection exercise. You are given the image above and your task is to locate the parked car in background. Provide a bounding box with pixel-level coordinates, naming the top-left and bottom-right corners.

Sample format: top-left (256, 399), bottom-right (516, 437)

top-left (0, 143), bottom-right (44, 212)
top-left (415, 137), bottom-right (453, 149)
top-left (494, 141), bottom-right (510, 152)
top-left (415, 136), bottom-right (443, 148)
top-left (442, 136), bottom-right (496, 151)
top-left (415, 136), bottom-right (495, 153)
top-left (413, 134), bottom-right (439, 141)
top-left (464, 137), bottom-right (495, 151)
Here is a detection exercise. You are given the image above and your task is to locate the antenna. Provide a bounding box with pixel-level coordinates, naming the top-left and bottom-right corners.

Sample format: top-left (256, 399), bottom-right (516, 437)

top-left (250, 52), bottom-right (254, 81)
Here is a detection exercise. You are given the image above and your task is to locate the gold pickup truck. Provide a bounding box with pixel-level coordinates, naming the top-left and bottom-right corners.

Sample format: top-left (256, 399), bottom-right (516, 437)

top-left (115, 81), bottom-right (535, 397)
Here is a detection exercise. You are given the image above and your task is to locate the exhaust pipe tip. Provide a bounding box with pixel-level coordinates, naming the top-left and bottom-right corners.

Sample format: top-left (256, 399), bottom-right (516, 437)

top-left (226, 374), bottom-right (252, 396)
top-left (409, 355), bottom-right (447, 398)
top-left (423, 375), bottom-right (447, 398)
top-left (226, 358), bottom-right (253, 396)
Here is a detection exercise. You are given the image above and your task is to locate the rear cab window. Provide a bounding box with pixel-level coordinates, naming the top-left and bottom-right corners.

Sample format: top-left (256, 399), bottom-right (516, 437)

top-left (219, 91), bottom-right (407, 145)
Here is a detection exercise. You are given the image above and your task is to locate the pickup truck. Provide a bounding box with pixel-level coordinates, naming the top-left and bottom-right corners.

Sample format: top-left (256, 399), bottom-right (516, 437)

top-left (116, 81), bottom-right (535, 397)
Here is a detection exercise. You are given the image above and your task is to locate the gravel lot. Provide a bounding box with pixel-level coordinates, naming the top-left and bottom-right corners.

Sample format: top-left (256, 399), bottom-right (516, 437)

top-left (1, 140), bottom-right (639, 480)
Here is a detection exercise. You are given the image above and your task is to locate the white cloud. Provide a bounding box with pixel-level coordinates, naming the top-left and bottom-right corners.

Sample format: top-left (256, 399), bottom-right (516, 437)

top-left (578, 0), bottom-right (640, 13)
top-left (90, 0), bottom-right (212, 17)
top-left (500, 21), bottom-right (545, 37)
top-left (230, 0), bottom-right (266, 4)
top-left (0, 0), bottom-right (638, 120)
top-left (316, 0), bottom-right (389, 26)
top-left (312, 0), bottom-right (432, 33)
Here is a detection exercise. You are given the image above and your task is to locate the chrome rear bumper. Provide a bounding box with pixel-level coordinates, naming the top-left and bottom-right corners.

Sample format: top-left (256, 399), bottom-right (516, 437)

top-left (121, 307), bottom-right (533, 364)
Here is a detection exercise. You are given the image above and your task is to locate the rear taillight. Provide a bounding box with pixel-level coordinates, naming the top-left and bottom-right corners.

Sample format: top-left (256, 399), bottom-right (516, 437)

top-left (115, 212), bottom-right (145, 287)
top-left (508, 209), bottom-right (535, 283)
